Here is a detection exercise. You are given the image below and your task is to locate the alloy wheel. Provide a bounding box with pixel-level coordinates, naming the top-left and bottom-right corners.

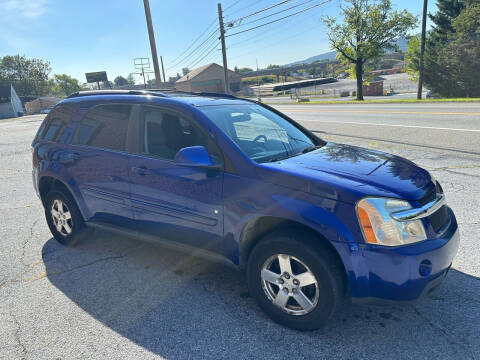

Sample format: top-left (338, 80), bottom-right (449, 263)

top-left (51, 199), bottom-right (73, 236)
top-left (261, 254), bottom-right (319, 315)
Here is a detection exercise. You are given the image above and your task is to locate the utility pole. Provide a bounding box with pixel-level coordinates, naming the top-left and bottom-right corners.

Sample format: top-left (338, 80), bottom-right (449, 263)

top-left (217, 3), bottom-right (229, 94)
top-left (417, 0), bottom-right (428, 99)
top-left (160, 56), bottom-right (166, 83)
top-left (143, 0), bottom-right (162, 88)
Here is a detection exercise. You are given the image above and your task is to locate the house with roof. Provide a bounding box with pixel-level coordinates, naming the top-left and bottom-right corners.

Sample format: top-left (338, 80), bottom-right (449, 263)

top-left (0, 85), bottom-right (23, 118)
top-left (175, 63), bottom-right (242, 94)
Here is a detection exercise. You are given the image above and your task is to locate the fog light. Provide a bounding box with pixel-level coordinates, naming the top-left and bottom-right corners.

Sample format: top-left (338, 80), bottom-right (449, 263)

top-left (419, 260), bottom-right (432, 277)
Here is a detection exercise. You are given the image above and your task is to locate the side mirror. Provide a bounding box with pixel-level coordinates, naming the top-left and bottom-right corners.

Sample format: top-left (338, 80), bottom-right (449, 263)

top-left (174, 146), bottom-right (221, 169)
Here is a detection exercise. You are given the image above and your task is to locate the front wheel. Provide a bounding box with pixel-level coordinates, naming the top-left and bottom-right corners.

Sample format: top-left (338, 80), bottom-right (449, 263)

top-left (247, 229), bottom-right (345, 331)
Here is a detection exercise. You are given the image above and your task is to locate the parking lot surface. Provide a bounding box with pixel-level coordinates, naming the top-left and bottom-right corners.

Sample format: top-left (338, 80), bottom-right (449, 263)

top-left (1, 105), bottom-right (479, 359)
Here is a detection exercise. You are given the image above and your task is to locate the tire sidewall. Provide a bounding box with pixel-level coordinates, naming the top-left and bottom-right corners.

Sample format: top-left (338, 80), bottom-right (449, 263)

top-left (247, 234), bottom-right (341, 331)
top-left (45, 190), bottom-right (84, 246)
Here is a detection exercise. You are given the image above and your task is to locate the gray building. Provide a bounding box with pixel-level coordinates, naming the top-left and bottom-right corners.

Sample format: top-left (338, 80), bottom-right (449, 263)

top-left (0, 85), bottom-right (23, 118)
top-left (175, 63), bottom-right (242, 93)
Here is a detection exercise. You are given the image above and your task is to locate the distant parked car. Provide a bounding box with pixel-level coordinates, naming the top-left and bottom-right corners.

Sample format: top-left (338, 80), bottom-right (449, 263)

top-left (32, 90), bottom-right (459, 330)
top-left (39, 107), bottom-right (53, 114)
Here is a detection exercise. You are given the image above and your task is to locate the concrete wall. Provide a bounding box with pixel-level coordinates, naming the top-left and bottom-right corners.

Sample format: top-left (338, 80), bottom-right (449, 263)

top-left (0, 102), bottom-right (15, 119)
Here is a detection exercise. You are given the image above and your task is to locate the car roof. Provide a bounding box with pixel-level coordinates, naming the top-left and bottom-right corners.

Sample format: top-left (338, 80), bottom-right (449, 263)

top-left (61, 90), bottom-right (253, 108)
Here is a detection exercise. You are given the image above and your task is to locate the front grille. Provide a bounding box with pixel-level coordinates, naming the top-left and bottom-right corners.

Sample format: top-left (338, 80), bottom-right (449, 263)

top-left (418, 181), bottom-right (448, 233)
top-left (427, 205), bottom-right (449, 233)
top-left (418, 186), bottom-right (436, 206)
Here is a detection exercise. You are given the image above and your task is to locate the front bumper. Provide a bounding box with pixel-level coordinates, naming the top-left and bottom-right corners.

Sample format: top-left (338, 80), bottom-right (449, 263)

top-left (349, 207), bottom-right (459, 301)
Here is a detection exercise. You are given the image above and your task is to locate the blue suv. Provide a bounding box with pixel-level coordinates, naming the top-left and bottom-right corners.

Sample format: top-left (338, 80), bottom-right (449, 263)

top-left (32, 90), bottom-right (459, 330)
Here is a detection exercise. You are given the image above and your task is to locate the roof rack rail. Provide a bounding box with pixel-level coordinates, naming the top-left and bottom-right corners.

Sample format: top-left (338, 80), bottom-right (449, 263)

top-left (147, 90), bottom-right (239, 100)
top-left (67, 90), bottom-right (168, 98)
top-left (67, 89), bottom-right (241, 100)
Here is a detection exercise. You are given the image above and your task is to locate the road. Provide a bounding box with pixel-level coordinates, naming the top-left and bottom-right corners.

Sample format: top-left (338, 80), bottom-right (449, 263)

top-left (0, 103), bottom-right (479, 359)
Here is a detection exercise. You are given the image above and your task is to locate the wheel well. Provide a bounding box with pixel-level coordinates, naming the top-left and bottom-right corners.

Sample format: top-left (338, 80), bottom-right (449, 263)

top-left (239, 217), bottom-right (347, 282)
top-left (39, 177), bottom-right (74, 207)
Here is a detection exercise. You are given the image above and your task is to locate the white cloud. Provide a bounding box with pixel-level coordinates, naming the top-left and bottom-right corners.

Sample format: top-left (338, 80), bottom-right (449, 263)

top-left (0, 0), bottom-right (47, 19)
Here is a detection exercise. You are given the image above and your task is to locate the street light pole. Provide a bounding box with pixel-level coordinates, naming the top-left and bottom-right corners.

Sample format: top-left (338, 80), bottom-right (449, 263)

top-left (417, 0), bottom-right (428, 99)
top-left (143, 0), bottom-right (162, 88)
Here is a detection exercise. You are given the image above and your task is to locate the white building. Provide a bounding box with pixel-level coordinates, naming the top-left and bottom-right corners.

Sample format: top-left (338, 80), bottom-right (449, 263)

top-left (0, 85), bottom-right (23, 118)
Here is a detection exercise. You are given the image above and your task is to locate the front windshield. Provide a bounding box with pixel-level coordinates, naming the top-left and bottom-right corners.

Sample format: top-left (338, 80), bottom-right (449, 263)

top-left (199, 104), bottom-right (317, 163)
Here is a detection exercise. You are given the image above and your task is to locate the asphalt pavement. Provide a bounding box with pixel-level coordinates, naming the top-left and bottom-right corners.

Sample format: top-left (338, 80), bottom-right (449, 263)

top-left (0, 103), bottom-right (479, 359)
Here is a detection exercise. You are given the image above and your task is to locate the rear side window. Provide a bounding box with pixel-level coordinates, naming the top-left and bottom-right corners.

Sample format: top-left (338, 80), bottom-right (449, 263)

top-left (39, 105), bottom-right (76, 142)
top-left (73, 104), bottom-right (131, 151)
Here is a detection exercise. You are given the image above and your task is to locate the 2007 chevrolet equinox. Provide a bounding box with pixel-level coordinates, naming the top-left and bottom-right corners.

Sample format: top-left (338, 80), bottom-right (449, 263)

top-left (32, 90), bottom-right (459, 330)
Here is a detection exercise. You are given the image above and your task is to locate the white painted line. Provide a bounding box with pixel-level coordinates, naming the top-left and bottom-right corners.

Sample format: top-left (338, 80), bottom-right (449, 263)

top-left (298, 119), bottom-right (480, 132)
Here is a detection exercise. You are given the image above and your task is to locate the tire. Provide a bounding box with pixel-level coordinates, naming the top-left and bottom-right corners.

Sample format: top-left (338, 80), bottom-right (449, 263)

top-left (44, 189), bottom-right (90, 246)
top-left (246, 228), bottom-right (345, 331)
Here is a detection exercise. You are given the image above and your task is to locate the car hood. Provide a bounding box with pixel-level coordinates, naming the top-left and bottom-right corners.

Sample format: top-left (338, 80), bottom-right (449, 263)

top-left (257, 142), bottom-right (435, 204)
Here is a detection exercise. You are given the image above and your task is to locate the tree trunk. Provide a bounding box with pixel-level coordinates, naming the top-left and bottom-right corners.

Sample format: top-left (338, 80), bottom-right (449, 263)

top-left (355, 59), bottom-right (364, 101)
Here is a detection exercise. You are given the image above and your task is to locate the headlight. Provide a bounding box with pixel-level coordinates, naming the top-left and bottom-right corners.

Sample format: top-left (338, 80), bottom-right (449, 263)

top-left (356, 197), bottom-right (427, 246)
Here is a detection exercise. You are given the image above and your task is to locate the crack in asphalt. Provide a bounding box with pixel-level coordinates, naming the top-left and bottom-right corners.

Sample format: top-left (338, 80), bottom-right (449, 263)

top-left (9, 310), bottom-right (28, 360)
top-left (36, 243), bottom-right (144, 280)
top-left (21, 218), bottom-right (41, 266)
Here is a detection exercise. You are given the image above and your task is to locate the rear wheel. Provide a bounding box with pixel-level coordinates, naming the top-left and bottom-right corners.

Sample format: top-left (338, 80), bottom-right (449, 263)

top-left (45, 190), bottom-right (90, 246)
top-left (247, 229), bottom-right (345, 330)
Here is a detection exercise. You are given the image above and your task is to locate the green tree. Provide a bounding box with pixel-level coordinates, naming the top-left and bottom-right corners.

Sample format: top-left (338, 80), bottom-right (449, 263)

top-left (423, 3), bottom-right (480, 97)
top-left (235, 67), bottom-right (253, 74)
top-left (404, 35), bottom-right (421, 81)
top-left (451, 3), bottom-right (480, 36)
top-left (0, 55), bottom-right (52, 96)
top-left (127, 73), bottom-right (136, 85)
top-left (323, 0), bottom-right (416, 100)
top-left (114, 76), bottom-right (129, 86)
top-left (266, 64), bottom-right (280, 69)
top-left (429, 0), bottom-right (465, 43)
top-left (52, 74), bottom-right (82, 96)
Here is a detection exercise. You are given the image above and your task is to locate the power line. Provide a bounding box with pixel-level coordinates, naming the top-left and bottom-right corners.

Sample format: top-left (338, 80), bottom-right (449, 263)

top-left (188, 41), bottom-right (221, 70)
top-left (224, 0), bottom-right (242, 12)
top-left (166, 18), bottom-right (217, 66)
top-left (186, 37), bottom-right (219, 69)
top-left (226, 0), bottom-right (332, 38)
top-left (231, 0), bottom-right (318, 28)
top-left (231, 0), bottom-right (295, 23)
top-left (166, 26), bottom-right (219, 70)
top-left (228, 2), bottom-right (327, 49)
top-left (224, 0), bottom-right (269, 17)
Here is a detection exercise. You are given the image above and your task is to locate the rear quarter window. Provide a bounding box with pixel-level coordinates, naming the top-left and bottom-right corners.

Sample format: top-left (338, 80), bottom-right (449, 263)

top-left (37, 104), bottom-right (77, 142)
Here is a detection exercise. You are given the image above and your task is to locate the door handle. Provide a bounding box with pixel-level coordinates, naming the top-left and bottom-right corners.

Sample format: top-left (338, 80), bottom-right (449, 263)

top-left (59, 152), bottom-right (81, 164)
top-left (132, 166), bottom-right (149, 176)
top-left (69, 153), bottom-right (81, 160)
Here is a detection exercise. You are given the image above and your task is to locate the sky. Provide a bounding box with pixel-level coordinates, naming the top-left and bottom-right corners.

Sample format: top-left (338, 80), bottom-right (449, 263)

top-left (0, 0), bottom-right (436, 84)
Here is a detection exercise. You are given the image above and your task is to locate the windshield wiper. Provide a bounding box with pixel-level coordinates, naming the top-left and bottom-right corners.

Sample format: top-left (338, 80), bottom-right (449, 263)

top-left (301, 146), bottom-right (317, 154)
top-left (268, 145), bottom-right (320, 163)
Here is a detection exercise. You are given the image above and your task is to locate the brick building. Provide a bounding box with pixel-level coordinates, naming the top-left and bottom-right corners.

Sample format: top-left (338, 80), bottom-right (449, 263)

top-left (175, 63), bottom-right (242, 93)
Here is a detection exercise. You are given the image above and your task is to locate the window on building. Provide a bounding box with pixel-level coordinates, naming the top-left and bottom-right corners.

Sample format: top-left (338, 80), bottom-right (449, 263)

top-left (73, 104), bottom-right (131, 151)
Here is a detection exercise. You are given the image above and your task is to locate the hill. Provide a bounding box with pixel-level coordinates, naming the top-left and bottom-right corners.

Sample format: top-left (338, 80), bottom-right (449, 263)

top-left (286, 37), bottom-right (408, 66)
